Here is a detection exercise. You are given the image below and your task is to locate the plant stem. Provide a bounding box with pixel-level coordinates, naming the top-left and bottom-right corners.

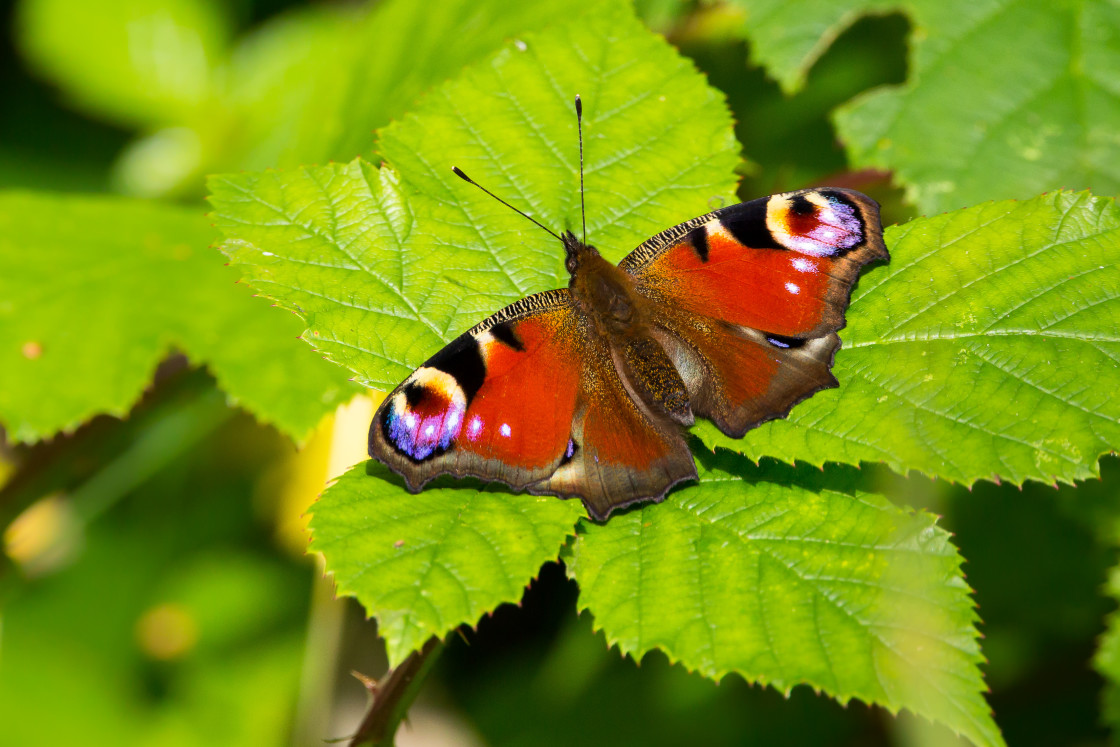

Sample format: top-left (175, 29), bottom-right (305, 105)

top-left (349, 637), bottom-right (442, 747)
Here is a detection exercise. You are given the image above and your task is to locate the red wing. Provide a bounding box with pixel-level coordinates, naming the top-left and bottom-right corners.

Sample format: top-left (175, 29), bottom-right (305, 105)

top-left (621, 188), bottom-right (887, 437)
top-left (369, 289), bottom-right (583, 491)
top-left (622, 188), bottom-right (887, 338)
top-left (368, 289), bottom-right (695, 519)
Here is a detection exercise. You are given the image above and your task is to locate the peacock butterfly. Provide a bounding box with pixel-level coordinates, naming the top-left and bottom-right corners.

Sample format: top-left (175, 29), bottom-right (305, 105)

top-left (368, 96), bottom-right (888, 520)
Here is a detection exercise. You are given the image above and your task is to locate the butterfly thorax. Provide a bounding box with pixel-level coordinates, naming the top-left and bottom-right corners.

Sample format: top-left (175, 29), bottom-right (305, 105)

top-left (564, 235), bottom-right (641, 335)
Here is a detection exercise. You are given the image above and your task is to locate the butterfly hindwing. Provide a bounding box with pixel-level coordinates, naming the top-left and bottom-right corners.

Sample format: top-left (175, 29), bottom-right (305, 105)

top-left (531, 331), bottom-right (696, 520)
top-left (651, 313), bottom-right (840, 437)
top-left (622, 187), bottom-right (887, 437)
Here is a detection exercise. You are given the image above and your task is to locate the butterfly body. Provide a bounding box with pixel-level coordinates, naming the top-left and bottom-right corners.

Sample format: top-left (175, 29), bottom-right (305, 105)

top-left (566, 233), bottom-right (694, 424)
top-left (369, 188), bottom-right (887, 520)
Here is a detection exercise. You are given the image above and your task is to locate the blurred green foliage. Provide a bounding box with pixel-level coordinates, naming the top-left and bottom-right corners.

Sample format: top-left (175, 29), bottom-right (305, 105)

top-left (1, 0), bottom-right (1119, 746)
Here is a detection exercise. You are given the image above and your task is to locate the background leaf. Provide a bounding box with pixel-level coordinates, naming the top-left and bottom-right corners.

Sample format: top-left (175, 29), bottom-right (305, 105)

top-left (568, 451), bottom-right (1001, 747)
top-left (1095, 557), bottom-right (1120, 732)
top-left (16, 0), bottom-right (230, 128)
top-left (208, 0), bottom-right (740, 391)
top-left (0, 192), bottom-right (357, 442)
top-left (0, 414), bottom-right (311, 747)
top-left (729, 0), bottom-right (1120, 214)
top-left (310, 463), bottom-right (584, 666)
top-left (183, 0), bottom-right (599, 181)
top-left (722, 0), bottom-right (894, 95)
top-left (678, 8), bottom-right (909, 201)
top-left (697, 191), bottom-right (1120, 487)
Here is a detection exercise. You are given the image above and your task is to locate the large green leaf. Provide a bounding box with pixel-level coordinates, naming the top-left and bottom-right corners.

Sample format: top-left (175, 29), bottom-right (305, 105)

top-left (208, 0), bottom-right (740, 391)
top-left (568, 451), bottom-right (1000, 747)
top-left (699, 191), bottom-right (1120, 487)
top-left (837, 0), bottom-right (1120, 213)
top-left (310, 463), bottom-right (584, 666)
top-left (729, 0), bottom-right (1120, 213)
top-left (0, 192), bottom-right (356, 443)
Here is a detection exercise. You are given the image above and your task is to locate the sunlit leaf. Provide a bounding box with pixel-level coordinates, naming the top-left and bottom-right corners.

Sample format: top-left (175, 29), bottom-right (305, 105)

top-left (728, 0), bottom-right (1120, 213)
top-left (310, 463), bottom-right (584, 666)
top-left (569, 451), bottom-right (1002, 747)
top-left (0, 192), bottom-right (356, 442)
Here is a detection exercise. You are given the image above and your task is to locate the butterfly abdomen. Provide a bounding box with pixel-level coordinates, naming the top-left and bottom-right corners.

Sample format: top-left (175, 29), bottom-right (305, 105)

top-left (617, 335), bottom-right (693, 426)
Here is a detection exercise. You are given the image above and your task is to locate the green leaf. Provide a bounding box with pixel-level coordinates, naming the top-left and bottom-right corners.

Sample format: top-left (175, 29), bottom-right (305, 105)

top-left (698, 191), bottom-right (1120, 487)
top-left (724, 0), bottom-right (894, 95)
top-left (729, 0), bottom-right (1120, 213)
top-left (310, 463), bottom-right (584, 666)
top-left (683, 8), bottom-right (909, 201)
top-left (1095, 558), bottom-right (1120, 732)
top-left (208, 0), bottom-right (740, 391)
top-left (838, 0), bottom-right (1120, 213)
top-left (0, 192), bottom-right (356, 443)
top-left (16, 0), bottom-right (229, 128)
top-left (568, 451), bottom-right (1002, 747)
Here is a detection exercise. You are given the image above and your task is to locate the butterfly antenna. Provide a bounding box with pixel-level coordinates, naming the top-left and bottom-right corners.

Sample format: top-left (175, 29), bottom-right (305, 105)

top-left (451, 166), bottom-right (562, 242)
top-left (575, 94), bottom-right (587, 246)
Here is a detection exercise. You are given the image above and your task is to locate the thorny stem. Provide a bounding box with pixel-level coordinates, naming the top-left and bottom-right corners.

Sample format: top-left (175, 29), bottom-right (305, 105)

top-left (348, 637), bottom-right (443, 746)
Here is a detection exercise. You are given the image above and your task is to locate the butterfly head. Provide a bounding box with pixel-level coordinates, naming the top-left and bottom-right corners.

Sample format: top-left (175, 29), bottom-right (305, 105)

top-left (562, 230), bottom-right (600, 276)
